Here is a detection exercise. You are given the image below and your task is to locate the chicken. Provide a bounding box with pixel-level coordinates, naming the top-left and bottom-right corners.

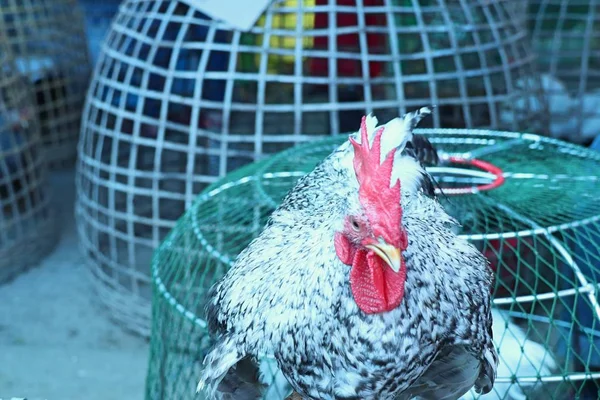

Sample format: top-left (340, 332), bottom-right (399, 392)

top-left (197, 107), bottom-right (498, 400)
top-left (500, 73), bottom-right (600, 145)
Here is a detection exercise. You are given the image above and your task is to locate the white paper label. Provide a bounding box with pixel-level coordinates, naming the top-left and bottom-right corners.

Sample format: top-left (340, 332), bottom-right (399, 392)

top-left (181, 0), bottom-right (272, 32)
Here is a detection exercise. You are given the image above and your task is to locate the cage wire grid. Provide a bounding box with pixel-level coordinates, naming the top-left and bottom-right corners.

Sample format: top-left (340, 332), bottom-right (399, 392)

top-left (0, 0), bottom-right (92, 167)
top-left (76, 0), bottom-right (549, 337)
top-left (0, 38), bottom-right (57, 284)
top-left (146, 128), bottom-right (600, 400)
top-left (528, 0), bottom-right (600, 145)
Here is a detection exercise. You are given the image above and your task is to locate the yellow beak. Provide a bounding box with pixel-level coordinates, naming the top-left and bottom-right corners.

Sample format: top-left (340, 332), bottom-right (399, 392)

top-left (366, 241), bottom-right (402, 273)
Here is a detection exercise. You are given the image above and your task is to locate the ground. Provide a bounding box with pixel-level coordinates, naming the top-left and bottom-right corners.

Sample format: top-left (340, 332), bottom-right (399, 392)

top-left (0, 170), bottom-right (149, 400)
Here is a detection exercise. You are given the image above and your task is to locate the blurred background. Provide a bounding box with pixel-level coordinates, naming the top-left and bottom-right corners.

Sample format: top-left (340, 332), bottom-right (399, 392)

top-left (0, 0), bottom-right (600, 399)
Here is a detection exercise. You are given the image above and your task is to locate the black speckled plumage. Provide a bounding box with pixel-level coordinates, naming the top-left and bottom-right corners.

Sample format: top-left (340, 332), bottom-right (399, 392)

top-left (401, 134), bottom-right (439, 199)
top-left (197, 108), bottom-right (497, 400)
top-left (403, 134), bottom-right (440, 167)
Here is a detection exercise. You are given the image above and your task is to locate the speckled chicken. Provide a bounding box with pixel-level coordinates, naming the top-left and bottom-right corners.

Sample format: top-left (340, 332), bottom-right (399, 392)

top-left (197, 107), bottom-right (498, 400)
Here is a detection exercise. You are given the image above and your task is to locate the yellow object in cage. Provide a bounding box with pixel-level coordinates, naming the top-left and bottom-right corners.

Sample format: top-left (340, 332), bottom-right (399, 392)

top-left (254, 0), bottom-right (316, 72)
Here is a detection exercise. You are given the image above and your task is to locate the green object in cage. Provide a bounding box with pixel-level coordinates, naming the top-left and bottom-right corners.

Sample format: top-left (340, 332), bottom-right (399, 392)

top-left (146, 129), bottom-right (600, 400)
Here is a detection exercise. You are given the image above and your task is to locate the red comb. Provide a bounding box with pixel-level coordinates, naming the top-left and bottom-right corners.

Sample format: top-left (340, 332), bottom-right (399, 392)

top-left (349, 116), bottom-right (404, 248)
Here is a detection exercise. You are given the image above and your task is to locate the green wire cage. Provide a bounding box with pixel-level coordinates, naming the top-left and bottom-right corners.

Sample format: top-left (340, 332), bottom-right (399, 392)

top-left (146, 129), bottom-right (600, 400)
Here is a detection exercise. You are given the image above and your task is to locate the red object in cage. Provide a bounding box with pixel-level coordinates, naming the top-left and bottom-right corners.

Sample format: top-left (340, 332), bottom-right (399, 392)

top-left (310, 0), bottom-right (386, 78)
top-left (484, 237), bottom-right (523, 297)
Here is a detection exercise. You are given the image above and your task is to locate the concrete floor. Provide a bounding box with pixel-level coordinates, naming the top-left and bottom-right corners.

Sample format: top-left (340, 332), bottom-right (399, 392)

top-left (0, 170), bottom-right (149, 400)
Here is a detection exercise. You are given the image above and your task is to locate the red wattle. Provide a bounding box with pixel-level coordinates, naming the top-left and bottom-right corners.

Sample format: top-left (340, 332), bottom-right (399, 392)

top-left (334, 232), bottom-right (356, 266)
top-left (349, 249), bottom-right (406, 314)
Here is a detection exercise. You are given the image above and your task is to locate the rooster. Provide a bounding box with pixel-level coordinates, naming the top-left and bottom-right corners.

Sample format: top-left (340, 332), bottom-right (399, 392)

top-left (197, 107), bottom-right (498, 400)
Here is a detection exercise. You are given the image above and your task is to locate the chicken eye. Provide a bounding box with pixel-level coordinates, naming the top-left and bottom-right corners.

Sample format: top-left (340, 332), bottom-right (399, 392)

top-left (350, 217), bottom-right (361, 232)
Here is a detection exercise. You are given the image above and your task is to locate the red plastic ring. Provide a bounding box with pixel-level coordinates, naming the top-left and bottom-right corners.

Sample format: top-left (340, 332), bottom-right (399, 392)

top-left (437, 156), bottom-right (505, 195)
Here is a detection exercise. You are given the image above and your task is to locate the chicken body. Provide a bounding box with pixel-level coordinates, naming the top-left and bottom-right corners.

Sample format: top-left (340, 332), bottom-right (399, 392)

top-left (198, 109), bottom-right (497, 400)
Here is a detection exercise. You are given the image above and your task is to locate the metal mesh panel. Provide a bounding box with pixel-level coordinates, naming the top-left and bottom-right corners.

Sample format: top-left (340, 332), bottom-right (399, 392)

top-left (75, 0), bottom-right (548, 336)
top-left (147, 130), bottom-right (600, 399)
top-left (0, 0), bottom-right (92, 167)
top-left (0, 39), bottom-right (57, 284)
top-left (528, 0), bottom-right (600, 145)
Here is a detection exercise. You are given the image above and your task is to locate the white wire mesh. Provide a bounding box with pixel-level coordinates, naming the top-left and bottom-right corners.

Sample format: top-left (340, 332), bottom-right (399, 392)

top-left (0, 39), bottom-right (57, 284)
top-left (0, 0), bottom-right (92, 167)
top-left (528, 0), bottom-right (600, 145)
top-left (75, 0), bottom-right (548, 336)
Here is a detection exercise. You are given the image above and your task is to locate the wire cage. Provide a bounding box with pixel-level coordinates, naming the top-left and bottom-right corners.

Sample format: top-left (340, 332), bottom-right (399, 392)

top-left (528, 0), bottom-right (600, 145)
top-left (0, 0), bottom-right (92, 167)
top-left (0, 40), bottom-right (57, 284)
top-left (146, 128), bottom-right (600, 400)
top-left (76, 0), bottom-right (548, 337)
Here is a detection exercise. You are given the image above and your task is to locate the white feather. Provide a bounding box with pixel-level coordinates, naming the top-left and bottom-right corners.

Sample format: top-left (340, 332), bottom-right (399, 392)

top-left (379, 116), bottom-right (409, 158)
top-left (196, 338), bottom-right (244, 397)
top-left (460, 309), bottom-right (557, 400)
top-left (391, 156), bottom-right (426, 195)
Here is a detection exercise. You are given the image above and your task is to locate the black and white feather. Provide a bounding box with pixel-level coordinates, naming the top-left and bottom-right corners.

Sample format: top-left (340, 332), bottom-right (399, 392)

top-left (197, 107), bottom-right (498, 400)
